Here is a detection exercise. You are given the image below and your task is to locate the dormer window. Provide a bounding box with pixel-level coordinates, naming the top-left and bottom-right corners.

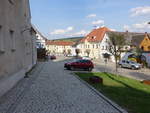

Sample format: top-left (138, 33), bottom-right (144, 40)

top-left (92, 36), bottom-right (96, 39)
top-left (106, 39), bottom-right (108, 42)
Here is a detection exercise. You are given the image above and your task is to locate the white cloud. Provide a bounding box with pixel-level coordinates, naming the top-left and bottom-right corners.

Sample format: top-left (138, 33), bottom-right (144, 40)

top-left (92, 20), bottom-right (104, 25)
top-left (50, 29), bottom-right (66, 35)
top-left (69, 30), bottom-right (90, 37)
top-left (87, 14), bottom-right (97, 18)
top-left (123, 22), bottom-right (150, 32)
top-left (130, 6), bottom-right (150, 17)
top-left (66, 26), bottom-right (74, 31)
top-left (123, 25), bottom-right (131, 31)
top-left (110, 28), bottom-right (116, 31)
top-left (50, 26), bottom-right (74, 35)
top-left (132, 22), bottom-right (150, 29)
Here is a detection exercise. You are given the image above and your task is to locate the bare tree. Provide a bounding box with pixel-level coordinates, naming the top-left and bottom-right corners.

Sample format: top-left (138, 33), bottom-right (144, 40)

top-left (108, 33), bottom-right (126, 72)
top-left (75, 49), bottom-right (80, 57)
top-left (67, 49), bottom-right (71, 55)
top-left (85, 49), bottom-right (91, 57)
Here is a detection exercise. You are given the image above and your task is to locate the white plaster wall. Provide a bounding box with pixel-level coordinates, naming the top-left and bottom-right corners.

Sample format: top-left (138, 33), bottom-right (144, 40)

top-left (36, 33), bottom-right (46, 48)
top-left (99, 34), bottom-right (111, 60)
top-left (0, 0), bottom-right (37, 97)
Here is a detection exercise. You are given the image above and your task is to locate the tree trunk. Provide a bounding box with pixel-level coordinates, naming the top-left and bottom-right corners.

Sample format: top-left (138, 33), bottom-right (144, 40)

top-left (115, 56), bottom-right (118, 72)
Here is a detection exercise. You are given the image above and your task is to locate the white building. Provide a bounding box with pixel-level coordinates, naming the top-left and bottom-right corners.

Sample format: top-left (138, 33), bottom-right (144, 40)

top-left (46, 40), bottom-right (75, 55)
top-left (77, 27), bottom-right (146, 62)
top-left (34, 28), bottom-right (47, 49)
top-left (0, 0), bottom-right (37, 97)
top-left (77, 27), bottom-right (110, 60)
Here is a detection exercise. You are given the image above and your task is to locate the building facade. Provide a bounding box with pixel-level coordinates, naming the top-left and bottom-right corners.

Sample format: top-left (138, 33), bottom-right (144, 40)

top-left (77, 27), bottom-right (110, 59)
top-left (0, 0), bottom-right (37, 97)
top-left (140, 33), bottom-right (150, 51)
top-left (46, 41), bottom-right (75, 55)
top-left (34, 28), bottom-right (47, 49)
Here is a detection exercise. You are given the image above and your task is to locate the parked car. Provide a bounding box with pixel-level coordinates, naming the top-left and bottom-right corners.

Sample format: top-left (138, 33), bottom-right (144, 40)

top-left (64, 59), bottom-right (94, 71)
top-left (118, 60), bottom-right (142, 70)
top-left (50, 55), bottom-right (56, 60)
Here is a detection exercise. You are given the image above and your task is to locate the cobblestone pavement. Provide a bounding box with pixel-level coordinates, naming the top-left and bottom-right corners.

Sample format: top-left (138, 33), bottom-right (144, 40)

top-left (0, 59), bottom-right (128, 113)
top-left (93, 59), bottom-right (150, 81)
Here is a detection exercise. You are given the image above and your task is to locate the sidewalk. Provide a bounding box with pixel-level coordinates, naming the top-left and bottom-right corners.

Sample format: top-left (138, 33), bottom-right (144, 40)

top-left (0, 61), bottom-right (127, 113)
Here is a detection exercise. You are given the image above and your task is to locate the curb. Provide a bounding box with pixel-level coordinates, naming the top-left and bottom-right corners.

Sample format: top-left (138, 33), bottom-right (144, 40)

top-left (72, 73), bottom-right (128, 113)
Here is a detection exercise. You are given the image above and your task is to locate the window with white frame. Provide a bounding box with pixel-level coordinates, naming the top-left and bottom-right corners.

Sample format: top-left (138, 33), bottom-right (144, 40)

top-left (102, 46), bottom-right (104, 50)
top-left (93, 44), bottom-right (94, 48)
top-left (0, 26), bottom-right (4, 53)
top-left (96, 44), bottom-right (98, 48)
top-left (10, 30), bottom-right (16, 51)
top-left (105, 46), bottom-right (108, 50)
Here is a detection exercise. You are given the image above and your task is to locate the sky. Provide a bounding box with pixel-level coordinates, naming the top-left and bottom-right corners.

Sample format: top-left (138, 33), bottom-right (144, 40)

top-left (30, 0), bottom-right (150, 40)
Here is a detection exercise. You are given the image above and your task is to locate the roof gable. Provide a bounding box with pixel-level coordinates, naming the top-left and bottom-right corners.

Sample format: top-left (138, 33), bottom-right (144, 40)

top-left (140, 33), bottom-right (150, 46)
top-left (80, 27), bottom-right (110, 43)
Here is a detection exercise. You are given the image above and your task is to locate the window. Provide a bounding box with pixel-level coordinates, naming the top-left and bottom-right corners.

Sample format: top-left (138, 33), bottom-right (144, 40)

top-left (148, 46), bottom-right (150, 51)
top-left (122, 60), bottom-right (125, 63)
top-left (96, 44), bottom-right (98, 48)
top-left (141, 46), bottom-right (144, 50)
top-left (106, 39), bottom-right (108, 42)
top-left (105, 46), bottom-right (108, 50)
top-left (8, 0), bottom-right (14, 5)
top-left (10, 30), bottom-right (16, 51)
top-left (0, 26), bottom-right (4, 53)
top-left (102, 46), bottom-right (104, 50)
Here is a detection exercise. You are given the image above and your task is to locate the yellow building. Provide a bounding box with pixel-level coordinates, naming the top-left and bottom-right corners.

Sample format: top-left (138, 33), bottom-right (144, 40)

top-left (140, 33), bottom-right (150, 51)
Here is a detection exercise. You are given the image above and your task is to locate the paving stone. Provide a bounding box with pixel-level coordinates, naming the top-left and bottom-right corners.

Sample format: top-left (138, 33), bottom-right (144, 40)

top-left (0, 60), bottom-right (127, 113)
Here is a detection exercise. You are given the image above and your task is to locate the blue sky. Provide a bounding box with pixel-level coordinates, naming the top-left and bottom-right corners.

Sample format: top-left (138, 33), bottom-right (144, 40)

top-left (30, 0), bottom-right (150, 39)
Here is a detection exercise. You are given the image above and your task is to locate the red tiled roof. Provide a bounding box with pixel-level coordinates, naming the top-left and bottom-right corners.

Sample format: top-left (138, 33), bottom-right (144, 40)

top-left (46, 40), bottom-right (75, 46)
top-left (80, 27), bottom-right (110, 43)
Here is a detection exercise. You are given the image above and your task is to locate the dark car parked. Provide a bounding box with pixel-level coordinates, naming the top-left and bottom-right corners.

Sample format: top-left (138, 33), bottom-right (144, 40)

top-left (50, 55), bottom-right (56, 60)
top-left (64, 59), bottom-right (94, 71)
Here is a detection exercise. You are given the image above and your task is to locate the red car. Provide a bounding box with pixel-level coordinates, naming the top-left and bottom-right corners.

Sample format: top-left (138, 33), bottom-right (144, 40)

top-left (64, 59), bottom-right (94, 71)
top-left (50, 55), bottom-right (56, 60)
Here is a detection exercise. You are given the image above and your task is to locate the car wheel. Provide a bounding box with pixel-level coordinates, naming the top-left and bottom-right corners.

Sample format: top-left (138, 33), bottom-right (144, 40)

top-left (131, 66), bottom-right (135, 70)
top-left (88, 67), bottom-right (93, 71)
top-left (70, 66), bottom-right (75, 71)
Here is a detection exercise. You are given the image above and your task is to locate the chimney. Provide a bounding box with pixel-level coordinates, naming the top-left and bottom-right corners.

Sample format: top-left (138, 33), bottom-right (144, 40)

top-left (126, 30), bottom-right (129, 33)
